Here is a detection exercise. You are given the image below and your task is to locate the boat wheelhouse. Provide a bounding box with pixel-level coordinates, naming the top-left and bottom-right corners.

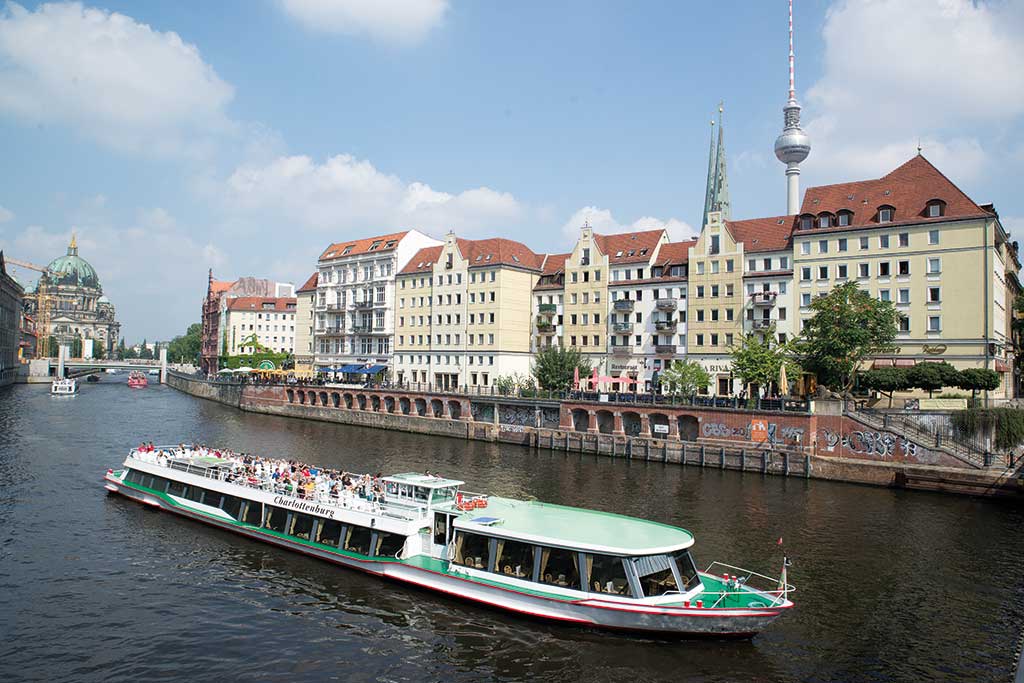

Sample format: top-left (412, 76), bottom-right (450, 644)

top-left (51, 378), bottom-right (78, 395)
top-left (103, 446), bottom-right (794, 636)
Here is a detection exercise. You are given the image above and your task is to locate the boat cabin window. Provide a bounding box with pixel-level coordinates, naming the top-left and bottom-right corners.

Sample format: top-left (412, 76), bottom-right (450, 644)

top-left (433, 513), bottom-right (450, 546)
top-left (220, 495), bottom-right (244, 520)
top-left (166, 480), bottom-right (186, 497)
top-left (493, 538), bottom-right (534, 579)
top-left (453, 531), bottom-right (491, 570)
top-left (344, 525), bottom-right (373, 555)
top-left (673, 550), bottom-right (700, 591)
top-left (538, 547), bottom-right (581, 590)
top-left (125, 469), bottom-right (145, 485)
top-left (413, 487), bottom-right (429, 503)
top-left (587, 554), bottom-right (630, 595)
top-left (242, 501), bottom-right (263, 526)
top-left (374, 531), bottom-right (406, 558)
top-left (183, 485), bottom-right (206, 504)
top-left (316, 519), bottom-right (344, 547)
top-left (633, 555), bottom-right (678, 597)
top-left (289, 513), bottom-right (314, 540)
top-left (264, 506), bottom-right (288, 533)
top-left (431, 486), bottom-right (456, 505)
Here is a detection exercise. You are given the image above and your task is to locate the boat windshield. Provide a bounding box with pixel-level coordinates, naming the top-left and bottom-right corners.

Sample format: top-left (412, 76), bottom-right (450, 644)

top-left (632, 554), bottom-right (678, 597)
top-left (673, 549), bottom-right (700, 592)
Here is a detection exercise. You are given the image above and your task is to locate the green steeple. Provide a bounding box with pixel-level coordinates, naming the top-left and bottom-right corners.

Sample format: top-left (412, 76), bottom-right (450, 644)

top-left (701, 103), bottom-right (731, 229)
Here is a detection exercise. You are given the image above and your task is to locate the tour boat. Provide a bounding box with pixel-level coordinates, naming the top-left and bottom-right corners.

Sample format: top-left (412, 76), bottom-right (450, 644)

top-left (86, 374), bottom-right (100, 383)
top-left (103, 447), bottom-right (794, 636)
top-left (127, 371), bottom-right (148, 388)
top-left (51, 378), bottom-right (78, 395)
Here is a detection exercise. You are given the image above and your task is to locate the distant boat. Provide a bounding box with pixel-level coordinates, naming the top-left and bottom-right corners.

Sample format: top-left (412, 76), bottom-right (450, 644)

top-left (147, 369), bottom-right (159, 376)
top-left (51, 378), bottom-right (78, 395)
top-left (86, 374), bottom-right (100, 383)
top-left (127, 371), bottom-right (148, 388)
top-left (105, 369), bottom-right (119, 374)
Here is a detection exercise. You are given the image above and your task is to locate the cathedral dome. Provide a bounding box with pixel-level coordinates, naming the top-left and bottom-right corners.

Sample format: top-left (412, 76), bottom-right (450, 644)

top-left (47, 235), bottom-right (100, 290)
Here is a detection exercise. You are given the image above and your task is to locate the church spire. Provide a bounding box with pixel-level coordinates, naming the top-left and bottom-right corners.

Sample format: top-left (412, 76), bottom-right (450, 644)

top-left (702, 103), bottom-right (731, 228)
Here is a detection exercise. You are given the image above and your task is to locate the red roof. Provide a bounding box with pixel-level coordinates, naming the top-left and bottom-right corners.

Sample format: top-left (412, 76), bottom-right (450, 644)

top-left (594, 229), bottom-right (666, 264)
top-left (726, 215), bottom-right (797, 253)
top-left (210, 279), bottom-right (234, 295)
top-left (226, 297), bottom-right (297, 312)
top-left (296, 272), bottom-right (318, 293)
top-left (539, 252), bottom-right (569, 276)
top-left (799, 154), bottom-right (987, 230)
top-left (397, 237), bottom-right (544, 275)
top-left (319, 231), bottom-right (409, 261)
top-left (654, 239), bottom-right (697, 266)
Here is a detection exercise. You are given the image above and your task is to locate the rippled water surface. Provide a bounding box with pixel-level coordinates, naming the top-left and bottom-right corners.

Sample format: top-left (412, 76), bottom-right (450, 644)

top-left (1, 380), bottom-right (1023, 682)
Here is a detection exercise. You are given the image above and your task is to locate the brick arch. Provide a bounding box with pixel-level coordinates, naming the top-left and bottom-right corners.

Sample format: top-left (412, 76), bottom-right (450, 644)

top-left (447, 400), bottom-right (462, 420)
top-left (678, 415), bottom-right (699, 441)
top-left (344, 393), bottom-right (354, 409)
top-left (331, 392), bottom-right (340, 408)
top-left (430, 398), bottom-right (444, 417)
top-left (414, 398), bottom-right (427, 416)
top-left (319, 391), bottom-right (328, 406)
top-left (595, 409), bottom-right (615, 434)
top-left (308, 391), bottom-right (317, 406)
top-left (384, 396), bottom-right (395, 413)
top-left (356, 394), bottom-right (367, 410)
top-left (371, 395), bottom-right (381, 411)
top-left (571, 408), bottom-right (589, 433)
top-left (286, 388), bottom-right (295, 403)
top-left (621, 411), bottom-right (642, 436)
top-left (399, 397), bottom-right (411, 415)
top-left (298, 390), bottom-right (307, 405)
top-left (649, 412), bottom-right (670, 437)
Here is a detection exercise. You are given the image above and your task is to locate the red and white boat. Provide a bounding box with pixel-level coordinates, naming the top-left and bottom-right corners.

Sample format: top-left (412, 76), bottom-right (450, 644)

top-left (127, 371), bottom-right (148, 388)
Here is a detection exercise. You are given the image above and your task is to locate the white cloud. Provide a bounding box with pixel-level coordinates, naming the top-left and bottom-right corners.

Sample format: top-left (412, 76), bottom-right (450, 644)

top-left (802, 0), bottom-right (1024, 182)
top-left (279, 0), bottom-right (448, 45)
top-left (225, 153), bottom-right (522, 236)
top-left (0, 2), bottom-right (235, 156)
top-left (0, 205), bottom-right (13, 223)
top-left (561, 206), bottom-right (696, 246)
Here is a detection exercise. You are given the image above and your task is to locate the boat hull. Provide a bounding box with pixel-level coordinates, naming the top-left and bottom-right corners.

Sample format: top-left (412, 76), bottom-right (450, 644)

top-left (103, 474), bottom-right (788, 637)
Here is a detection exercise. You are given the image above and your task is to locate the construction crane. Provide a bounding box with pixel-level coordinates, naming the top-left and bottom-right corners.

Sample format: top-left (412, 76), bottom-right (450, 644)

top-left (6, 256), bottom-right (65, 359)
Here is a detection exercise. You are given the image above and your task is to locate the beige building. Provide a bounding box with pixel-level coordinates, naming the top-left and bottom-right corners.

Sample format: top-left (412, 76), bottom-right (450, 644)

top-left (223, 297), bottom-right (297, 355)
top-left (395, 232), bottom-right (544, 389)
top-left (293, 272), bottom-right (318, 376)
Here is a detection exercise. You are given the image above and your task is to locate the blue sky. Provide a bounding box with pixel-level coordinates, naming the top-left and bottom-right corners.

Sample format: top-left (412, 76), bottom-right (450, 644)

top-left (1, 0), bottom-right (1022, 342)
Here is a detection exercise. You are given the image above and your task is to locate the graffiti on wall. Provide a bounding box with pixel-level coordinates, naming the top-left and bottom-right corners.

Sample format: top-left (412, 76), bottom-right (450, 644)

top-left (702, 420), bottom-right (805, 445)
top-left (816, 428), bottom-right (938, 464)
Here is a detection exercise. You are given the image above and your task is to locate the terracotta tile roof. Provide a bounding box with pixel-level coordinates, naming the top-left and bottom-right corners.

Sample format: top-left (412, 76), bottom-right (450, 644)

top-left (726, 215), bottom-right (797, 253)
top-left (319, 230), bottom-right (409, 261)
top-left (594, 229), bottom-right (666, 264)
top-left (296, 272), bottom-right (318, 293)
top-left (398, 246), bottom-right (443, 275)
top-left (226, 297), bottom-right (297, 312)
top-left (799, 154), bottom-right (987, 230)
top-left (654, 240), bottom-right (697, 266)
top-left (210, 279), bottom-right (234, 295)
top-left (539, 252), bottom-right (569, 275)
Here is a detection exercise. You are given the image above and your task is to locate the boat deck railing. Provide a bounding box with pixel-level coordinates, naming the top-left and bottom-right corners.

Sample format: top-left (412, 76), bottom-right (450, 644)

top-left (128, 448), bottom-right (432, 523)
top-left (702, 561), bottom-right (795, 608)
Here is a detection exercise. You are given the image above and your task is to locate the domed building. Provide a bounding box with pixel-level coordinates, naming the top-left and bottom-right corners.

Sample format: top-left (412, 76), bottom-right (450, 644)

top-left (24, 235), bottom-right (121, 357)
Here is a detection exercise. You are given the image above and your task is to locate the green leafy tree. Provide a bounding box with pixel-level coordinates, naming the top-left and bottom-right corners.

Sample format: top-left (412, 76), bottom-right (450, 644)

top-left (70, 335), bottom-right (83, 358)
top-left (531, 346), bottom-right (592, 391)
top-left (859, 367), bottom-right (909, 408)
top-left (730, 327), bottom-right (798, 397)
top-left (659, 359), bottom-right (711, 396)
top-left (906, 361), bottom-right (960, 398)
top-left (494, 373), bottom-right (533, 396)
top-left (167, 323), bottom-right (202, 363)
top-left (796, 281), bottom-right (899, 393)
top-left (93, 340), bottom-right (106, 360)
top-left (138, 338), bottom-right (154, 360)
top-left (956, 367), bottom-right (1001, 403)
top-left (116, 337), bottom-right (127, 360)
top-left (46, 335), bottom-right (57, 359)
top-left (239, 332), bottom-right (271, 354)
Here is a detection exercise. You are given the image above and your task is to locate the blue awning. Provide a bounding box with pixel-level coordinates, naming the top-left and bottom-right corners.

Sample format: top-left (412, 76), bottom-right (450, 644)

top-left (338, 364), bottom-right (364, 373)
top-left (364, 365), bottom-right (387, 375)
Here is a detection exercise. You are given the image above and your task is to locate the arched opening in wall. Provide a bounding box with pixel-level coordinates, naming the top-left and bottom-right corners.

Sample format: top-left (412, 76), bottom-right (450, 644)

top-left (308, 391), bottom-right (317, 406)
top-left (344, 393), bottom-right (354, 409)
top-left (571, 409), bottom-right (589, 433)
top-left (621, 412), bottom-right (642, 436)
top-left (448, 400), bottom-right (462, 420)
top-left (596, 410), bottom-right (615, 434)
top-left (298, 391), bottom-right (307, 405)
top-left (384, 396), bottom-right (395, 413)
top-left (319, 391), bottom-right (328, 406)
top-left (414, 398), bottom-right (427, 416)
top-left (678, 415), bottom-right (699, 441)
top-left (357, 394), bottom-right (367, 411)
top-left (371, 395), bottom-right (381, 412)
top-left (430, 399), bottom-right (444, 418)
top-left (399, 397), bottom-right (411, 415)
top-left (286, 389), bottom-right (295, 403)
top-left (331, 392), bottom-right (340, 408)
top-left (649, 413), bottom-right (670, 437)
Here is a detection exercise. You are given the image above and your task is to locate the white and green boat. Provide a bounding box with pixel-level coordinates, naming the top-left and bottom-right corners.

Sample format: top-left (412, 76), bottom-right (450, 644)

top-left (104, 446), bottom-right (794, 636)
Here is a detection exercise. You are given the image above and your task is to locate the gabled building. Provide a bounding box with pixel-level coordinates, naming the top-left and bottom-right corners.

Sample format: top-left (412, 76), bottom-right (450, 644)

top-left (223, 297), bottom-right (297, 355)
top-left (293, 272), bottom-right (318, 376)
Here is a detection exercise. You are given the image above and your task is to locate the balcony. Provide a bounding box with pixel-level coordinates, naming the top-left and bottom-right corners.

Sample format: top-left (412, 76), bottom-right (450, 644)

top-left (322, 303), bottom-right (346, 312)
top-left (655, 344), bottom-right (677, 355)
top-left (611, 345), bottom-right (632, 356)
top-left (751, 291), bottom-right (778, 306)
top-left (611, 322), bottom-right (634, 333)
top-left (613, 299), bottom-right (635, 312)
top-left (655, 298), bottom-right (678, 311)
top-left (538, 303), bottom-right (557, 316)
top-left (319, 326), bottom-right (345, 336)
top-left (654, 319), bottom-right (677, 332)
top-left (536, 321), bottom-right (555, 334)
top-left (351, 324), bottom-right (373, 334)
top-left (352, 300), bottom-right (376, 310)
top-left (752, 319), bottom-right (774, 331)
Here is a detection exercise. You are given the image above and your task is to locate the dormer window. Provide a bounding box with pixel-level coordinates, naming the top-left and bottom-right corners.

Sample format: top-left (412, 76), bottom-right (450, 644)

top-left (799, 214), bottom-right (814, 230)
top-left (878, 206), bottom-right (895, 223)
top-left (818, 213), bottom-right (832, 229)
top-left (926, 200), bottom-right (946, 218)
top-left (836, 210), bottom-right (853, 227)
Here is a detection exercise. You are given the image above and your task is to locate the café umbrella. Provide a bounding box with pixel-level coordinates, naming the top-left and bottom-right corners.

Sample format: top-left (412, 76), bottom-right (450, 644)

top-left (779, 363), bottom-right (789, 396)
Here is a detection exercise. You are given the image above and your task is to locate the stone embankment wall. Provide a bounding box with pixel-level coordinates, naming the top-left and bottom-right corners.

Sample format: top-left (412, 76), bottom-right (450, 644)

top-left (166, 372), bottom-right (1020, 497)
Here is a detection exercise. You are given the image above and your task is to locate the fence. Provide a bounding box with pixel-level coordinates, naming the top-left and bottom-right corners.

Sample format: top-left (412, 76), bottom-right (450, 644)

top-left (854, 407), bottom-right (1003, 467)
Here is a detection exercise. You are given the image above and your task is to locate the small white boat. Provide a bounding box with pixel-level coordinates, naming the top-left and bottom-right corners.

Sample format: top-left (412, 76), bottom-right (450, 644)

top-left (105, 369), bottom-right (119, 374)
top-left (51, 378), bottom-right (78, 395)
top-left (147, 369), bottom-right (159, 376)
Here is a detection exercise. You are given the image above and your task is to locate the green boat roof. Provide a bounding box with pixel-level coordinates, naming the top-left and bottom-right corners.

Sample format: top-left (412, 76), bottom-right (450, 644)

top-left (384, 472), bottom-right (464, 489)
top-left (454, 496), bottom-right (694, 555)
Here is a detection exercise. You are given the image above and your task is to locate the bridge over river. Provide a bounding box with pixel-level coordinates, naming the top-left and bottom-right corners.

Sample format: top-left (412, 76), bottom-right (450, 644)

top-left (27, 345), bottom-right (167, 383)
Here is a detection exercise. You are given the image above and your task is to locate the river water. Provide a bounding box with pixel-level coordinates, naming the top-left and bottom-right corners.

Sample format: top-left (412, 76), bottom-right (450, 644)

top-left (1, 380), bottom-right (1022, 682)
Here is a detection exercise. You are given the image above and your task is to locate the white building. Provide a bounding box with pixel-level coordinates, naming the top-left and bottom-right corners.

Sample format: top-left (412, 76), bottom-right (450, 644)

top-left (314, 230), bottom-right (441, 378)
top-left (223, 297), bottom-right (297, 354)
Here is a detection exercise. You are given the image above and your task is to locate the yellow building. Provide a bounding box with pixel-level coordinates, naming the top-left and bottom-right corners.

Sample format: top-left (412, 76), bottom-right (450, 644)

top-left (293, 272), bottom-right (318, 377)
top-left (395, 232), bottom-right (544, 390)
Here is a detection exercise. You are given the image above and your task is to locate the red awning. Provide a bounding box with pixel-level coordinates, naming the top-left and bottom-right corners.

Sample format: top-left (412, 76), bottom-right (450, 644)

top-left (893, 359), bottom-right (916, 367)
top-left (872, 359), bottom-right (894, 369)
top-left (995, 359), bottom-right (1010, 372)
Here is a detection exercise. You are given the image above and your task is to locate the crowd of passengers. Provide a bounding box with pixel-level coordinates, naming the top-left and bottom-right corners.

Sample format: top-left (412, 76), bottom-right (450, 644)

top-left (133, 442), bottom-right (396, 504)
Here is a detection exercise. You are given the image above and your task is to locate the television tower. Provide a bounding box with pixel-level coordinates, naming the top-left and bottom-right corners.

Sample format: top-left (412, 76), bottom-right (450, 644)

top-left (774, 0), bottom-right (811, 215)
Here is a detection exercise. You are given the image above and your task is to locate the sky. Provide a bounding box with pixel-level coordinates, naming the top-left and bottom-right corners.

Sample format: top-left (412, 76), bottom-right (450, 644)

top-left (1, 0), bottom-right (1023, 343)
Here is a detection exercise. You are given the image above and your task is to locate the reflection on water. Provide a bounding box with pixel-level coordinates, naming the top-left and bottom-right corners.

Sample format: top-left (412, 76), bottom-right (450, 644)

top-left (0, 382), bottom-right (1022, 682)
